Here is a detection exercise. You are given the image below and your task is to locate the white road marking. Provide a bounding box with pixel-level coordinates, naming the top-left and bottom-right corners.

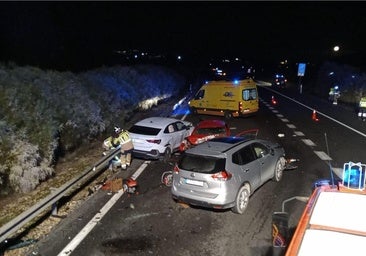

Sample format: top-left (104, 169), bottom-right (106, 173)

top-left (57, 161), bottom-right (151, 256)
top-left (314, 151), bottom-right (332, 161)
top-left (294, 131), bottom-right (305, 136)
top-left (332, 168), bottom-right (343, 178)
top-left (261, 98), bottom-right (348, 182)
top-left (261, 87), bottom-right (366, 138)
top-left (281, 118), bottom-right (289, 122)
top-left (302, 139), bottom-right (316, 146)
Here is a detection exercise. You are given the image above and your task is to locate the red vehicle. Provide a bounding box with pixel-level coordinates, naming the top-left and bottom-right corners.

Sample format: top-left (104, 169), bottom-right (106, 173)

top-left (179, 119), bottom-right (230, 151)
top-left (272, 161), bottom-right (366, 256)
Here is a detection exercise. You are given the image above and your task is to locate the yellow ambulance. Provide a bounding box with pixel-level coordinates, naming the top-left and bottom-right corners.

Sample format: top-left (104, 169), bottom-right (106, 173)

top-left (188, 79), bottom-right (259, 118)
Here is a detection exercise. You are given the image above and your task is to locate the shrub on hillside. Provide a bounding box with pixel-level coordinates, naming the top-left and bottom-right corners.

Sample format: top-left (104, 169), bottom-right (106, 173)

top-left (0, 63), bottom-right (185, 193)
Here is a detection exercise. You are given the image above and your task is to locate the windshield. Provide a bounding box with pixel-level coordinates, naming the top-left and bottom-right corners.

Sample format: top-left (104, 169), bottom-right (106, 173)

top-left (129, 125), bottom-right (161, 136)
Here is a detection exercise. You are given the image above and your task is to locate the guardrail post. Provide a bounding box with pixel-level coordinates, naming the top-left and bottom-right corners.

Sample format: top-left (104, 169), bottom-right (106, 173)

top-left (51, 202), bottom-right (58, 216)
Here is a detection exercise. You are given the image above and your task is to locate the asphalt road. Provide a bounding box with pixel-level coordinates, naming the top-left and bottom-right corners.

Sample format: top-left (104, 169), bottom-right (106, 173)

top-left (29, 84), bottom-right (366, 256)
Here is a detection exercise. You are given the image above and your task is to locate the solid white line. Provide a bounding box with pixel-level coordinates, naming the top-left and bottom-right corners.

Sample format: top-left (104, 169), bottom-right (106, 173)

top-left (57, 160), bottom-right (150, 256)
top-left (261, 97), bottom-right (344, 179)
top-left (181, 111), bottom-right (189, 121)
top-left (260, 86), bottom-right (366, 138)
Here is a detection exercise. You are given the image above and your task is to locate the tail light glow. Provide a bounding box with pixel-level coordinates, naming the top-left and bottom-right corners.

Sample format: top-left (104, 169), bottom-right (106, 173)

top-left (211, 170), bottom-right (232, 181)
top-left (173, 164), bottom-right (180, 174)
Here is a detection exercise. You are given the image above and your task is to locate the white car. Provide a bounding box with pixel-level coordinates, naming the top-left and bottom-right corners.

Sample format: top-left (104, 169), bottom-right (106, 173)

top-left (129, 117), bottom-right (193, 161)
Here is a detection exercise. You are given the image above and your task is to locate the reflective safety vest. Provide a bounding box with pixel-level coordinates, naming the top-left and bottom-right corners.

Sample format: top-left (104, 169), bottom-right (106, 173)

top-left (119, 130), bottom-right (131, 143)
top-left (118, 130), bottom-right (133, 151)
top-left (103, 130), bottom-right (133, 151)
top-left (360, 97), bottom-right (366, 108)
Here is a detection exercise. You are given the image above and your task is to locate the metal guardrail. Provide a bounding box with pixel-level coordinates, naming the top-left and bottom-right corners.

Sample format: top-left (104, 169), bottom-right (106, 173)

top-left (0, 146), bottom-right (121, 244)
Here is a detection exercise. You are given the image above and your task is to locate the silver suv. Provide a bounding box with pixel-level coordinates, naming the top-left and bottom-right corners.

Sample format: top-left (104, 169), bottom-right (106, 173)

top-left (171, 136), bottom-right (286, 214)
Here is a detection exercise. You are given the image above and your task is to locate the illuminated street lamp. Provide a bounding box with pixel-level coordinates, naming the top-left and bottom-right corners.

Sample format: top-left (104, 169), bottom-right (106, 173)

top-left (333, 45), bottom-right (340, 52)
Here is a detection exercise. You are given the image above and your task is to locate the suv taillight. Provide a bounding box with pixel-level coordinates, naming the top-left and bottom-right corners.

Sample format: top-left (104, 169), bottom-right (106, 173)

top-left (211, 170), bottom-right (232, 181)
top-left (146, 139), bottom-right (161, 144)
top-left (173, 164), bottom-right (180, 174)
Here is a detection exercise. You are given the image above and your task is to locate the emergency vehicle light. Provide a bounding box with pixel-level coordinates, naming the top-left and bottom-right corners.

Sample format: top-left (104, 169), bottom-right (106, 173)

top-left (342, 162), bottom-right (366, 190)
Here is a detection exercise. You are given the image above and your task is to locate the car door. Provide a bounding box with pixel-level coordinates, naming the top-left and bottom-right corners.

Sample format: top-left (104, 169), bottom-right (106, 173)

top-left (162, 122), bottom-right (182, 151)
top-left (251, 142), bottom-right (275, 182)
top-left (173, 121), bottom-right (189, 148)
top-left (232, 145), bottom-right (261, 190)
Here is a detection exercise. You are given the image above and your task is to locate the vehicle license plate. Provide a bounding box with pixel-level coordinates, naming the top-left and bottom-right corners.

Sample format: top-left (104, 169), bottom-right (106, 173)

top-left (185, 178), bottom-right (203, 186)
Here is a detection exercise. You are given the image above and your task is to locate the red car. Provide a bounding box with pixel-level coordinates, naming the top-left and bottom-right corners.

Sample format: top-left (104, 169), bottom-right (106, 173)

top-left (180, 119), bottom-right (230, 151)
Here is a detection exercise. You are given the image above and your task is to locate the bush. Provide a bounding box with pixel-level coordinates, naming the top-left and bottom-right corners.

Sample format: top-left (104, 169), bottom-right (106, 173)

top-left (0, 63), bottom-right (186, 193)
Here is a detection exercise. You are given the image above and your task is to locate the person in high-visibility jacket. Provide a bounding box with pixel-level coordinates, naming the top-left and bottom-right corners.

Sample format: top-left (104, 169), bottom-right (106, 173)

top-left (103, 126), bottom-right (134, 170)
top-left (358, 97), bottom-right (366, 121)
top-left (114, 126), bottom-right (134, 169)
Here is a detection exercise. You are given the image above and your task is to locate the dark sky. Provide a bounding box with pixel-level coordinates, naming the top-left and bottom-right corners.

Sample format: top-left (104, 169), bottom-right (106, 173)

top-left (1, 2), bottom-right (366, 71)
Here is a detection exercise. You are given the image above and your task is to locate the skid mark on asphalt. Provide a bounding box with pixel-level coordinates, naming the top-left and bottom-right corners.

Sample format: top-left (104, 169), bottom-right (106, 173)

top-left (124, 212), bottom-right (159, 222)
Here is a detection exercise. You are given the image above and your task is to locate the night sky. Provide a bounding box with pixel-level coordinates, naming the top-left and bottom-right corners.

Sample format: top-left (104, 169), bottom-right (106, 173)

top-left (1, 2), bottom-right (366, 71)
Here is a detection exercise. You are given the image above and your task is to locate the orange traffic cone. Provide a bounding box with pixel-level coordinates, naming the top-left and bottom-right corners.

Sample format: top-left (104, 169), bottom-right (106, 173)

top-left (312, 110), bottom-right (319, 121)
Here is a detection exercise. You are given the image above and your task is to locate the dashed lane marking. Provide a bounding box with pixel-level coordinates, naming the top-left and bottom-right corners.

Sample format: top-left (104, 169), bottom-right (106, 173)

top-left (314, 151), bottom-right (332, 161)
top-left (302, 139), bottom-right (316, 146)
top-left (332, 168), bottom-right (343, 178)
top-left (294, 131), bottom-right (305, 136)
top-left (286, 124), bottom-right (296, 129)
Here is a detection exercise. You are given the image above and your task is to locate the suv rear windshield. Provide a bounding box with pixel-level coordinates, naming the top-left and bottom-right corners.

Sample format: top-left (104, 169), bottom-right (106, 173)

top-left (129, 125), bottom-right (161, 136)
top-left (178, 154), bottom-right (226, 174)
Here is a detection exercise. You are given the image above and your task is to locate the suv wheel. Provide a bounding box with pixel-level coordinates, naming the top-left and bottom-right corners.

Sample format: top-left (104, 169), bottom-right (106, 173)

top-left (162, 147), bottom-right (172, 162)
top-left (232, 184), bottom-right (250, 214)
top-left (273, 157), bottom-right (285, 182)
